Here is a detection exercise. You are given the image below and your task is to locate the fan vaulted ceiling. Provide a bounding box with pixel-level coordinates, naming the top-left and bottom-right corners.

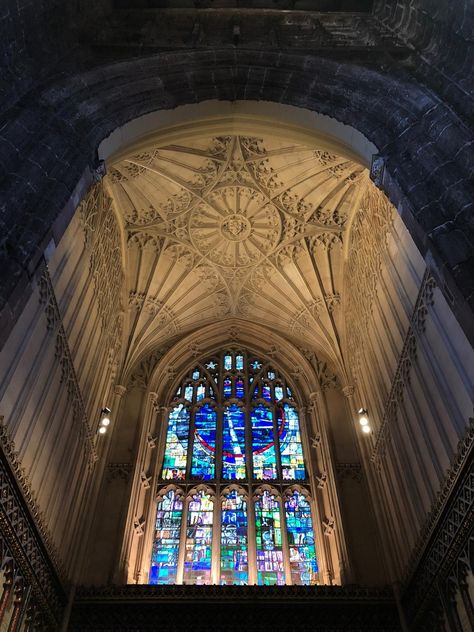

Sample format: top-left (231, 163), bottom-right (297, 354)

top-left (106, 133), bottom-right (378, 376)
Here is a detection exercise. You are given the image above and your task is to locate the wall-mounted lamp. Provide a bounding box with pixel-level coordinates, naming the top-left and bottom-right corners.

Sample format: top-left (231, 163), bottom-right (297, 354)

top-left (357, 408), bottom-right (371, 434)
top-left (98, 407), bottom-right (112, 435)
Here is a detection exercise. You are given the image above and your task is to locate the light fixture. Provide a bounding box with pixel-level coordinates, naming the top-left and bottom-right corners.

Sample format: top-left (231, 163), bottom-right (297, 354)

top-left (98, 407), bottom-right (112, 435)
top-left (357, 408), bottom-right (371, 434)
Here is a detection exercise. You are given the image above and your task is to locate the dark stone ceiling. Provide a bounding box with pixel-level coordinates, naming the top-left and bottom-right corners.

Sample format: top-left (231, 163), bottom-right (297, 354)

top-left (113, 0), bottom-right (373, 10)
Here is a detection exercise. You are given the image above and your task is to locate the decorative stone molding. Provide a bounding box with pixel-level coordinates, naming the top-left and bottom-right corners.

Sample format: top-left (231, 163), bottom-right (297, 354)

top-left (342, 385), bottom-right (355, 398)
top-left (127, 349), bottom-right (167, 391)
top-left (147, 434), bottom-right (157, 449)
top-left (71, 584), bottom-right (399, 630)
top-left (323, 517), bottom-right (335, 536)
top-left (336, 462), bottom-right (363, 483)
top-left (0, 418), bottom-right (66, 627)
top-left (38, 269), bottom-right (98, 468)
top-left (402, 418), bottom-right (474, 624)
top-left (74, 583), bottom-right (396, 602)
top-left (133, 517), bottom-right (146, 537)
top-left (106, 463), bottom-right (133, 483)
top-left (345, 187), bottom-right (394, 379)
top-left (315, 472), bottom-right (328, 488)
top-left (79, 183), bottom-right (124, 344)
top-left (311, 434), bottom-right (322, 449)
top-left (371, 270), bottom-right (437, 464)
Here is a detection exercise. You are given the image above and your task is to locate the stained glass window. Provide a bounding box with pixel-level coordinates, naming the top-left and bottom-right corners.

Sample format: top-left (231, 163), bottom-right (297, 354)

top-left (162, 404), bottom-right (189, 480)
top-left (150, 490), bottom-right (183, 584)
top-left (191, 404), bottom-right (216, 480)
top-left (151, 349), bottom-right (319, 585)
top-left (285, 491), bottom-right (318, 585)
top-left (183, 490), bottom-right (213, 585)
top-left (255, 490), bottom-right (285, 585)
top-left (222, 405), bottom-right (246, 479)
top-left (279, 404), bottom-right (305, 480)
top-left (252, 405), bottom-right (277, 480)
top-left (220, 489), bottom-right (248, 585)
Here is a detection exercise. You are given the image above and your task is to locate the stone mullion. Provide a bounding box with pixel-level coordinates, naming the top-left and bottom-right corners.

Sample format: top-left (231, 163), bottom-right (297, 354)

top-left (308, 391), bottom-right (349, 585)
top-left (272, 403), bottom-right (284, 482)
top-left (299, 404), bottom-right (329, 585)
top-left (246, 490), bottom-right (257, 585)
top-left (213, 404), bottom-right (223, 584)
top-left (211, 492), bottom-right (220, 585)
top-left (279, 492), bottom-right (292, 586)
top-left (176, 494), bottom-right (190, 585)
top-left (135, 398), bottom-right (167, 586)
top-left (118, 390), bottom-right (155, 583)
top-left (215, 404), bottom-right (223, 485)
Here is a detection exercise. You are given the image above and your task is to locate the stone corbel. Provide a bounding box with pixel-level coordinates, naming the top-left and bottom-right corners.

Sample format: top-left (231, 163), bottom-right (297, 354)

top-left (311, 433), bottom-right (322, 449)
top-left (147, 433), bottom-right (157, 449)
top-left (133, 517), bottom-right (145, 537)
top-left (140, 471), bottom-right (152, 489)
top-left (114, 384), bottom-right (127, 400)
top-left (342, 385), bottom-right (355, 398)
top-left (316, 472), bottom-right (328, 488)
top-left (323, 517), bottom-right (335, 536)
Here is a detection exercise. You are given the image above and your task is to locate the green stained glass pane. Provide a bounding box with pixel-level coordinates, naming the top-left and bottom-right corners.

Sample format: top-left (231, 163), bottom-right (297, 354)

top-left (285, 491), bottom-right (318, 585)
top-left (255, 491), bottom-right (285, 585)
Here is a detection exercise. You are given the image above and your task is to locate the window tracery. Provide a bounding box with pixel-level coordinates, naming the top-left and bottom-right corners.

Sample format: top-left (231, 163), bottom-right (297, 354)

top-left (150, 349), bottom-right (319, 585)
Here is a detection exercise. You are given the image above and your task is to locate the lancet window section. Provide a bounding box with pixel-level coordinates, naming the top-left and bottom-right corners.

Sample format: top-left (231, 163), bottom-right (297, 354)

top-left (150, 350), bottom-right (319, 585)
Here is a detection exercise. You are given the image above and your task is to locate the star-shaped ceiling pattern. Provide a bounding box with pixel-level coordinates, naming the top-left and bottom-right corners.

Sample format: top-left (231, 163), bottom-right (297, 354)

top-left (107, 134), bottom-right (370, 372)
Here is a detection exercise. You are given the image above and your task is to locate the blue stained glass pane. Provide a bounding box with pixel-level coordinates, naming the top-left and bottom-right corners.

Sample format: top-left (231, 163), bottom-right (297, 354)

top-left (252, 405), bottom-right (277, 480)
top-left (235, 378), bottom-right (244, 399)
top-left (206, 361), bottom-right (217, 370)
top-left (236, 355), bottom-right (244, 370)
top-left (176, 386), bottom-right (181, 396)
top-left (192, 369), bottom-right (200, 380)
top-left (255, 491), bottom-right (285, 585)
top-left (279, 404), bottom-right (305, 480)
top-left (251, 360), bottom-right (262, 370)
top-left (224, 355), bottom-right (232, 370)
top-left (287, 387), bottom-right (293, 398)
top-left (191, 405), bottom-right (216, 479)
top-left (267, 371), bottom-right (276, 380)
top-left (149, 490), bottom-right (183, 584)
top-left (285, 492), bottom-right (318, 585)
top-left (183, 491), bottom-right (213, 585)
top-left (224, 378), bottom-right (232, 398)
top-left (162, 405), bottom-right (189, 480)
top-left (184, 385), bottom-right (193, 402)
top-left (274, 385), bottom-right (284, 401)
top-left (262, 383), bottom-right (271, 402)
top-left (196, 384), bottom-right (205, 401)
top-left (222, 405), bottom-right (246, 479)
top-left (252, 385), bottom-right (259, 400)
top-left (221, 490), bottom-right (248, 585)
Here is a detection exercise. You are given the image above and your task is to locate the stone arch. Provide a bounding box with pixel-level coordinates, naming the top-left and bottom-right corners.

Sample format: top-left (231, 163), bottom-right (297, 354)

top-left (1, 50), bottom-right (472, 348)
